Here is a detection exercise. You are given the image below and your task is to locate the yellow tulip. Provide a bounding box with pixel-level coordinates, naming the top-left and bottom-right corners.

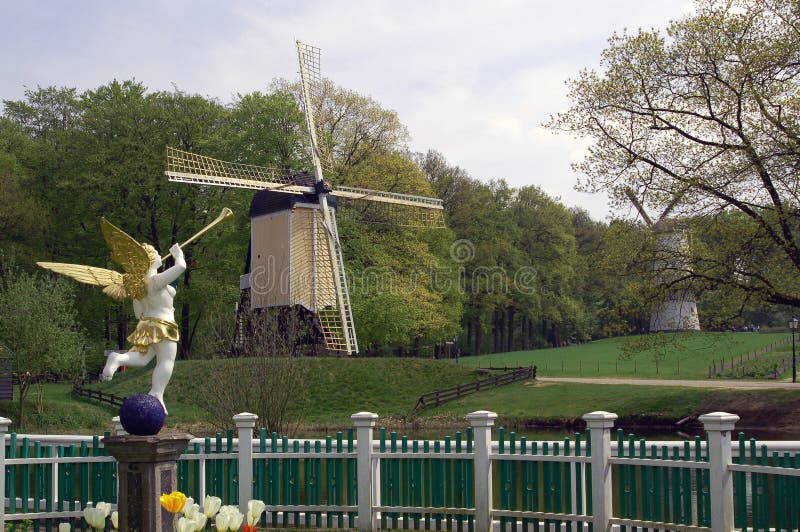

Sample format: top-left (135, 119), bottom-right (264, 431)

top-left (160, 491), bottom-right (187, 514)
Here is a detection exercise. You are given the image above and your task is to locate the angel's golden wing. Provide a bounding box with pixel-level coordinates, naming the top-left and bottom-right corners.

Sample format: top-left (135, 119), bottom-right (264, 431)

top-left (36, 262), bottom-right (128, 300)
top-left (100, 218), bottom-right (150, 300)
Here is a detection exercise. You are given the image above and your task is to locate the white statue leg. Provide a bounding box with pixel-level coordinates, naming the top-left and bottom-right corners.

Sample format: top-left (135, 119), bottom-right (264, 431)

top-left (149, 341), bottom-right (177, 415)
top-left (102, 349), bottom-right (155, 381)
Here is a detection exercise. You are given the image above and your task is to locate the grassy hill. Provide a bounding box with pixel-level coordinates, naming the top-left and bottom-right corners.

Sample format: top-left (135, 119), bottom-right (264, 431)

top-left (4, 332), bottom-right (799, 436)
top-left (457, 332), bottom-right (789, 379)
top-left (93, 357), bottom-right (479, 426)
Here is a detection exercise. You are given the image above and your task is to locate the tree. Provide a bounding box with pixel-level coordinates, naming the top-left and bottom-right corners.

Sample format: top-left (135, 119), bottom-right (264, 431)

top-left (0, 264), bottom-right (83, 426)
top-left (338, 151), bottom-right (462, 352)
top-left (548, 0), bottom-right (800, 309)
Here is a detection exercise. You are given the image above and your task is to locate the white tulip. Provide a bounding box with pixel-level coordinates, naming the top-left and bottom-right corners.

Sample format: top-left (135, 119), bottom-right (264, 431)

top-left (192, 513), bottom-right (208, 531)
top-left (95, 501), bottom-right (111, 518)
top-left (203, 495), bottom-right (222, 518)
top-left (58, 523), bottom-right (70, 532)
top-left (218, 505), bottom-right (244, 531)
top-left (83, 507), bottom-right (106, 530)
top-left (215, 512), bottom-right (230, 532)
top-left (246, 499), bottom-right (266, 526)
top-left (227, 510), bottom-right (244, 531)
top-left (184, 500), bottom-right (201, 520)
top-left (111, 511), bottom-right (119, 529)
top-left (176, 516), bottom-right (196, 532)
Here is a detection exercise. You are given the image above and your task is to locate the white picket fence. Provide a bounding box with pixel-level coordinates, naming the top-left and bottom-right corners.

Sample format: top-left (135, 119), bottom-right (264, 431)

top-left (2, 410), bottom-right (800, 531)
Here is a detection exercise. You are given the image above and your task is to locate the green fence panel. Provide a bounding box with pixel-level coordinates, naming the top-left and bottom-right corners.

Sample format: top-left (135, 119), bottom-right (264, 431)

top-left (8, 433), bottom-right (16, 514)
top-left (269, 432), bottom-right (278, 527)
top-left (347, 429), bottom-right (356, 528)
top-left (574, 432), bottom-right (584, 523)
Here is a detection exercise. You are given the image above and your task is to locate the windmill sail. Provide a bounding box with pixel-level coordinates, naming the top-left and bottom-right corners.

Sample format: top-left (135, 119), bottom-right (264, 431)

top-left (165, 147), bottom-right (314, 194)
top-left (297, 39), bottom-right (357, 354)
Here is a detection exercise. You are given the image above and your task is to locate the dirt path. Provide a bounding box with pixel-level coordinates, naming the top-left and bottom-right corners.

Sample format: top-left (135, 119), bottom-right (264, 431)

top-left (538, 377), bottom-right (800, 389)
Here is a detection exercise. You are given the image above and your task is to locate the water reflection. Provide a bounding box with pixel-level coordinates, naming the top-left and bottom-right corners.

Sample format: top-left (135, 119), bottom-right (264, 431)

top-left (294, 424), bottom-right (800, 442)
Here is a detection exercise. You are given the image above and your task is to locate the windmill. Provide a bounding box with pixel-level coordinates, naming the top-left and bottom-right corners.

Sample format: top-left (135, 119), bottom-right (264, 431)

top-left (625, 188), bottom-right (700, 332)
top-left (164, 41), bottom-right (445, 354)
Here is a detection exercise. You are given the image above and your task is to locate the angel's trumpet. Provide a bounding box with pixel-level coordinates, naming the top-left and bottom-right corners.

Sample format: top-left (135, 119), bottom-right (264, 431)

top-left (161, 207), bottom-right (234, 261)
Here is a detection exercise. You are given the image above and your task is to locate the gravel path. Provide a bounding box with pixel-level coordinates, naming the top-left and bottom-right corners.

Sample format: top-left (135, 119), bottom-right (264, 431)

top-left (538, 377), bottom-right (800, 390)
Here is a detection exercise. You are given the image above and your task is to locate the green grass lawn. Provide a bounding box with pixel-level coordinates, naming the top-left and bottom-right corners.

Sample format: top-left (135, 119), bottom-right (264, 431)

top-left (5, 332), bottom-right (798, 435)
top-left (93, 357), bottom-right (480, 427)
top-left (456, 332), bottom-right (789, 379)
top-left (0, 383), bottom-right (116, 434)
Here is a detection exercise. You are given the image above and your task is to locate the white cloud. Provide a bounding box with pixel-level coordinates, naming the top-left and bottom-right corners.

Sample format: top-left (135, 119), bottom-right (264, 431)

top-left (0, 0), bottom-right (690, 220)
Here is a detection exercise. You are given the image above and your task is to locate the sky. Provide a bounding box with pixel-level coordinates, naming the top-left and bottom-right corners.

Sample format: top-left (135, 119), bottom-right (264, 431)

top-left (1, 0), bottom-right (692, 220)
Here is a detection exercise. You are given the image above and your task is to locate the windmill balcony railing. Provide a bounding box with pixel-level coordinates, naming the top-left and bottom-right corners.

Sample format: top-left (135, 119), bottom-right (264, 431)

top-left (0, 411), bottom-right (799, 531)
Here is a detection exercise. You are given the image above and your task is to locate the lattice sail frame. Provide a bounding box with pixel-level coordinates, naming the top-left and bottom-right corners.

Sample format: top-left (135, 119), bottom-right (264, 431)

top-left (165, 147), bottom-right (312, 194)
top-left (297, 40), bottom-right (357, 354)
top-left (287, 205), bottom-right (357, 352)
top-left (295, 41), bottom-right (335, 172)
top-left (166, 147), bottom-right (445, 229)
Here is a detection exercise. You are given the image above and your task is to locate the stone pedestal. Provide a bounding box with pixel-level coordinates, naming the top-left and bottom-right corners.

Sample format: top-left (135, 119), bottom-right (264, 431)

top-left (103, 433), bottom-right (192, 532)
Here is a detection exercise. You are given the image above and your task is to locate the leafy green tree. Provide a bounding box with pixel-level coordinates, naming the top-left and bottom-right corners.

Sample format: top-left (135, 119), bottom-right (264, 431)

top-left (548, 0), bottom-right (800, 310)
top-left (0, 151), bottom-right (42, 258)
top-left (339, 151), bottom-right (462, 353)
top-left (212, 88), bottom-right (307, 171)
top-left (0, 264), bottom-right (83, 427)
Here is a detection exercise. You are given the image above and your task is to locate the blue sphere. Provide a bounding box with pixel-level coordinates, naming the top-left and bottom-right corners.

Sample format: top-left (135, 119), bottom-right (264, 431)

top-left (119, 394), bottom-right (166, 435)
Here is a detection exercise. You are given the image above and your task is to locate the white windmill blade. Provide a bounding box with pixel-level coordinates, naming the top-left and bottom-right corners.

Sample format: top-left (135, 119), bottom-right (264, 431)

top-left (314, 215), bottom-right (359, 354)
top-left (332, 187), bottom-right (445, 228)
top-left (296, 40), bottom-right (327, 184)
top-left (624, 187), bottom-right (655, 226)
top-left (165, 147), bottom-right (315, 195)
top-left (297, 39), bottom-right (357, 354)
top-left (332, 186), bottom-right (444, 209)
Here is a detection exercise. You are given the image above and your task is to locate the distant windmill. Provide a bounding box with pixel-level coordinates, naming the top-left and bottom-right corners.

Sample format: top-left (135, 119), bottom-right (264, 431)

top-left (625, 188), bottom-right (700, 332)
top-left (164, 41), bottom-right (445, 354)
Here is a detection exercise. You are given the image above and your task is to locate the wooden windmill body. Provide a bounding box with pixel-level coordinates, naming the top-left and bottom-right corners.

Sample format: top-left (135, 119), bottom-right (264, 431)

top-left (164, 42), bottom-right (445, 354)
top-left (626, 189), bottom-right (701, 332)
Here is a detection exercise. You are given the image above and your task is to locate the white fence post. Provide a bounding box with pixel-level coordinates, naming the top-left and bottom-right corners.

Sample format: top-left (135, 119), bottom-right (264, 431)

top-left (466, 410), bottom-right (497, 532)
top-left (0, 417), bottom-right (10, 530)
top-left (352, 412), bottom-right (378, 532)
top-left (233, 412), bottom-right (258, 515)
top-left (700, 412), bottom-right (738, 532)
top-left (583, 411), bottom-right (617, 531)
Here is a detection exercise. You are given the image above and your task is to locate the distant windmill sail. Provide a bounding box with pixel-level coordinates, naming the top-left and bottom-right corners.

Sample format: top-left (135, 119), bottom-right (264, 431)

top-left (625, 188), bottom-right (700, 332)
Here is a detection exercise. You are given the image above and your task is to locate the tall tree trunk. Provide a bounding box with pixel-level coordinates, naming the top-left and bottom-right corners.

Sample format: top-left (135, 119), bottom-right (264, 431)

top-left (498, 308), bottom-right (506, 353)
top-left (520, 315), bottom-right (527, 350)
top-left (529, 316), bottom-right (535, 347)
top-left (552, 322), bottom-right (561, 347)
top-left (104, 309), bottom-right (111, 344)
top-left (541, 319), bottom-right (548, 346)
top-left (474, 316), bottom-right (482, 355)
top-left (179, 249), bottom-right (192, 359)
top-left (492, 310), bottom-right (498, 353)
top-left (116, 307), bottom-right (127, 350)
top-left (507, 306), bottom-right (515, 352)
top-left (466, 318), bottom-right (472, 349)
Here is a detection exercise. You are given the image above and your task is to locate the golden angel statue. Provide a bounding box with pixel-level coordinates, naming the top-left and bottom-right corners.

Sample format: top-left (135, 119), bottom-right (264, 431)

top-left (38, 208), bottom-right (232, 414)
top-left (38, 218), bottom-right (186, 414)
